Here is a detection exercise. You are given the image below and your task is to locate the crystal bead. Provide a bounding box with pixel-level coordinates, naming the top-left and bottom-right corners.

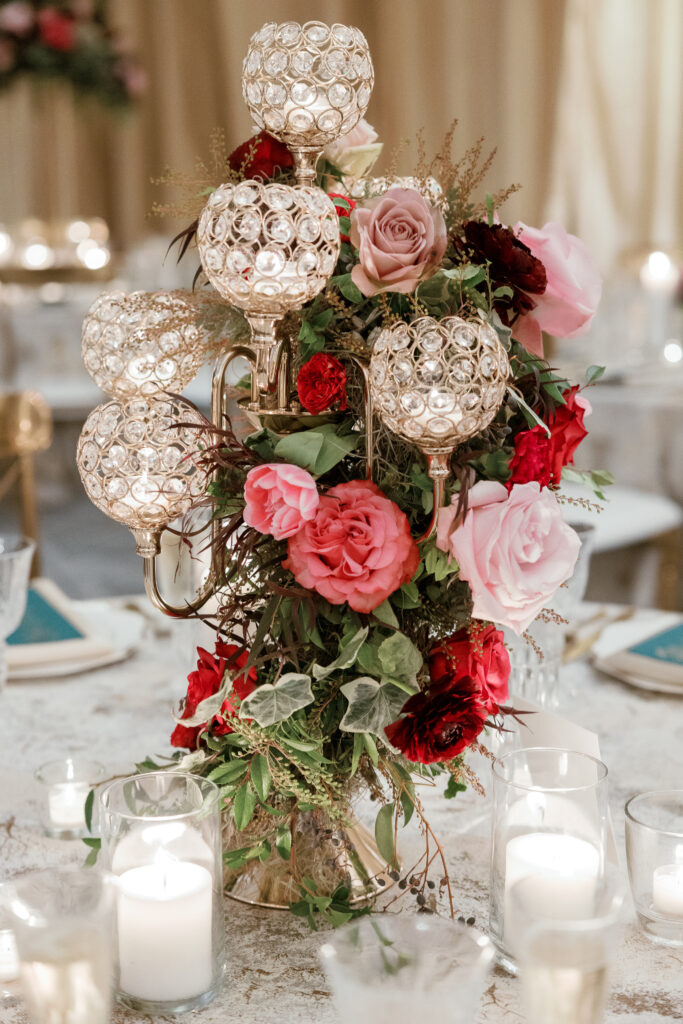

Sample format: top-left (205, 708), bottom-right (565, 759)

top-left (263, 49), bottom-right (288, 74)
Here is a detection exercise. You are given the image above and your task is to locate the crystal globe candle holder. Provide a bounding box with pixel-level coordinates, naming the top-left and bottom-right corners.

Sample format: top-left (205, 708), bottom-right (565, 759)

top-left (82, 290), bottom-right (207, 399)
top-left (76, 394), bottom-right (205, 553)
top-left (242, 21), bottom-right (374, 184)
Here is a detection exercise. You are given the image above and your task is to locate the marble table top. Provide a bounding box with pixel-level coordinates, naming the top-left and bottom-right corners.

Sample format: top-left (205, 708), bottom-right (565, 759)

top-left (0, 601), bottom-right (681, 1023)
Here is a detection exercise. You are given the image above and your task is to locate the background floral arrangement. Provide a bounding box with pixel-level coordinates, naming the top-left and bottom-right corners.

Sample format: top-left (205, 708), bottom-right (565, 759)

top-left (0, 0), bottom-right (146, 107)
top-left (133, 119), bottom-right (610, 925)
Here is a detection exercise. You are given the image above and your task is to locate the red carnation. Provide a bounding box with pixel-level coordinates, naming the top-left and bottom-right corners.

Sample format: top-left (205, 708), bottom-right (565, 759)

top-left (429, 624), bottom-right (510, 714)
top-left (297, 353), bottom-right (348, 415)
top-left (37, 8), bottom-right (75, 51)
top-left (546, 386), bottom-right (590, 484)
top-left (384, 676), bottom-right (488, 765)
top-left (171, 641), bottom-right (256, 750)
top-left (228, 131), bottom-right (294, 182)
top-left (327, 192), bottom-right (356, 242)
top-left (507, 425), bottom-right (553, 490)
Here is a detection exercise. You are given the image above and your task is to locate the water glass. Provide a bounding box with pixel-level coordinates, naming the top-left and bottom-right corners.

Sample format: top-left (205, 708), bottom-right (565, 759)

top-left (35, 757), bottom-right (105, 839)
top-left (99, 771), bottom-right (225, 1014)
top-left (489, 747), bottom-right (610, 972)
top-left (0, 885), bottom-right (20, 1008)
top-left (0, 535), bottom-right (35, 692)
top-left (5, 867), bottom-right (115, 1024)
top-left (320, 915), bottom-right (494, 1024)
top-left (625, 790), bottom-right (683, 946)
top-left (507, 868), bottom-right (623, 1024)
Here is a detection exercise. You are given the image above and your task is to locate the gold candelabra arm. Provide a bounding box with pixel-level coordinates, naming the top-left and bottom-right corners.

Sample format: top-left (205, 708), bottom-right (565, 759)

top-left (345, 353), bottom-right (374, 480)
top-left (142, 547), bottom-right (217, 617)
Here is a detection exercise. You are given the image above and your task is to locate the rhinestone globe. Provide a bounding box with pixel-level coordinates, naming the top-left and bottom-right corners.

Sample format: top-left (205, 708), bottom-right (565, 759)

top-left (241, 21), bottom-right (374, 147)
top-left (82, 290), bottom-right (206, 399)
top-left (197, 180), bottom-right (341, 314)
top-left (76, 394), bottom-right (205, 529)
top-left (370, 316), bottom-right (510, 452)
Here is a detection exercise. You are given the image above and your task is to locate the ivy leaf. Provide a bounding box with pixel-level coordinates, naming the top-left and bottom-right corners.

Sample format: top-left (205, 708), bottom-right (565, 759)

top-left (374, 802), bottom-right (397, 868)
top-left (378, 633), bottom-right (423, 686)
top-left (239, 673), bottom-right (314, 728)
top-left (313, 627), bottom-right (369, 680)
top-left (250, 754), bottom-right (272, 802)
top-left (339, 677), bottom-right (412, 735)
top-left (371, 599), bottom-right (399, 629)
top-left (233, 780), bottom-right (258, 830)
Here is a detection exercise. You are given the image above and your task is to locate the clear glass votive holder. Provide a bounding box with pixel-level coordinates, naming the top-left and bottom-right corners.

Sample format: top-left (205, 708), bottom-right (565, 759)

top-left (5, 866), bottom-right (115, 1024)
top-left (507, 867), bottom-right (624, 1024)
top-left (625, 790), bottom-right (683, 946)
top-left (35, 757), bottom-right (105, 839)
top-left (0, 535), bottom-right (35, 693)
top-left (0, 885), bottom-right (20, 1008)
top-left (320, 915), bottom-right (494, 1024)
top-left (489, 747), bottom-right (610, 972)
top-left (99, 771), bottom-right (225, 1015)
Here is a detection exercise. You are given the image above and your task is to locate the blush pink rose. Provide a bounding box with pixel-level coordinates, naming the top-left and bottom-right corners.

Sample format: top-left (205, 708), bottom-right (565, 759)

top-left (512, 221), bottom-right (602, 358)
top-left (243, 463), bottom-right (319, 541)
top-left (283, 480), bottom-right (419, 613)
top-left (436, 480), bottom-right (580, 634)
top-left (350, 188), bottom-right (447, 297)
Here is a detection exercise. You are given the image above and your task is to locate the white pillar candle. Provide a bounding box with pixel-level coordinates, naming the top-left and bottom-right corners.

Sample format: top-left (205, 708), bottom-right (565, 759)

top-left (505, 833), bottom-right (600, 925)
top-left (653, 865), bottom-right (683, 918)
top-left (0, 928), bottom-right (19, 984)
top-left (117, 860), bottom-right (213, 1003)
top-left (48, 782), bottom-right (90, 830)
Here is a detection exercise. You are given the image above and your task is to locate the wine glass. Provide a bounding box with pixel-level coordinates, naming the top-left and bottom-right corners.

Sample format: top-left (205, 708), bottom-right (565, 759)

top-left (0, 535), bottom-right (35, 692)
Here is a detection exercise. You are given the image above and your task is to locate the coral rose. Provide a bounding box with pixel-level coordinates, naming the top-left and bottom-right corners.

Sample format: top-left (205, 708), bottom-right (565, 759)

top-left (297, 353), bottom-right (348, 414)
top-left (436, 480), bottom-right (580, 634)
top-left (171, 642), bottom-right (256, 750)
top-left (429, 624), bottom-right (510, 714)
top-left (350, 187), bottom-right (447, 297)
top-left (283, 480), bottom-right (419, 613)
top-left (512, 221), bottom-right (602, 358)
top-left (243, 463), bottom-right (319, 541)
top-left (384, 677), bottom-right (488, 765)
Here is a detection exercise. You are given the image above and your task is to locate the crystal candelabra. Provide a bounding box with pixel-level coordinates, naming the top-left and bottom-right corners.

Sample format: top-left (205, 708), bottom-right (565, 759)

top-left (76, 19), bottom-right (510, 616)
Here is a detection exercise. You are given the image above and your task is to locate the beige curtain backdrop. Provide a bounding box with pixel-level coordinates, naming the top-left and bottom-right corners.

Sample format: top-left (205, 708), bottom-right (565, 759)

top-left (0, 0), bottom-right (680, 268)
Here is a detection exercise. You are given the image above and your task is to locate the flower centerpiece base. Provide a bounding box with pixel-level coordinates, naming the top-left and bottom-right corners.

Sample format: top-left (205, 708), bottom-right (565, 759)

top-left (223, 807), bottom-right (395, 909)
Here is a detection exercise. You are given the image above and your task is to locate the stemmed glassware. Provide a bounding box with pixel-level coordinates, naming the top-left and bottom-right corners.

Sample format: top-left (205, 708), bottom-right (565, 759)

top-left (0, 535), bottom-right (35, 692)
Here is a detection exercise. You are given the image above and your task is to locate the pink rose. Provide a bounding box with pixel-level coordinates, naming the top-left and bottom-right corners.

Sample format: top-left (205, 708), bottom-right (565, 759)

top-left (350, 188), bottom-right (447, 297)
top-left (0, 2), bottom-right (34, 35)
top-left (243, 464), bottom-right (319, 541)
top-left (512, 221), bottom-right (602, 358)
top-left (324, 119), bottom-right (381, 179)
top-left (283, 480), bottom-right (419, 613)
top-left (436, 480), bottom-right (580, 634)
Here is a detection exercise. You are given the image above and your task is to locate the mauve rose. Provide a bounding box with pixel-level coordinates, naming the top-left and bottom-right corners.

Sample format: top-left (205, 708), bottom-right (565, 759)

top-left (512, 221), bottom-right (602, 358)
top-left (243, 463), bottom-right (319, 541)
top-left (283, 480), bottom-right (419, 613)
top-left (0, 2), bottom-right (34, 35)
top-left (436, 480), bottom-right (580, 634)
top-left (350, 187), bottom-right (447, 297)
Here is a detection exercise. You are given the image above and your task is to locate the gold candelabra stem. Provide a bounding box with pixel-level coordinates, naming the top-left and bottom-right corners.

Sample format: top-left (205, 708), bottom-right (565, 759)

top-left (290, 146), bottom-right (323, 186)
top-left (418, 451), bottom-right (451, 542)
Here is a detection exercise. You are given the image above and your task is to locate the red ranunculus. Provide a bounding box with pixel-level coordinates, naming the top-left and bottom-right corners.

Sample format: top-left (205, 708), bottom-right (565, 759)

top-left (171, 642), bottom-right (256, 750)
top-left (327, 192), bottom-right (356, 242)
top-left (507, 425), bottom-right (552, 490)
top-left (228, 131), bottom-right (294, 181)
top-left (384, 677), bottom-right (488, 765)
top-left (37, 7), bottom-right (75, 51)
top-left (429, 624), bottom-right (510, 714)
top-left (297, 353), bottom-right (348, 415)
top-left (457, 221), bottom-right (547, 325)
top-left (546, 386), bottom-right (591, 485)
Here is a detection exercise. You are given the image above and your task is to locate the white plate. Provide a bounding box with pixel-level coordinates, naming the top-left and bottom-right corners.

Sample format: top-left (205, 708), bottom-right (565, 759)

top-left (8, 602), bottom-right (145, 680)
top-left (591, 609), bottom-right (683, 696)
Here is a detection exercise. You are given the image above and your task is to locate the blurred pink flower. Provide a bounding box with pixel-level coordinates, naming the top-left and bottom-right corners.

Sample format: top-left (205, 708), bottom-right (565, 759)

top-left (0, 2), bottom-right (34, 35)
top-left (243, 463), bottom-right (319, 541)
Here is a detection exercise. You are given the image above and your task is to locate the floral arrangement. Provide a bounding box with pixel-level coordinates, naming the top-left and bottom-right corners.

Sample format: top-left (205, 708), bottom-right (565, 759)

top-left (137, 118), bottom-right (610, 925)
top-left (0, 0), bottom-right (146, 107)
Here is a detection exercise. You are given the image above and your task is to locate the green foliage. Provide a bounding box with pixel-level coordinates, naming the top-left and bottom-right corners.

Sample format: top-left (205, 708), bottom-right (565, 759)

top-left (374, 802), bottom-right (398, 868)
top-left (561, 466), bottom-right (615, 501)
top-left (274, 423), bottom-right (361, 477)
top-left (290, 880), bottom-right (369, 930)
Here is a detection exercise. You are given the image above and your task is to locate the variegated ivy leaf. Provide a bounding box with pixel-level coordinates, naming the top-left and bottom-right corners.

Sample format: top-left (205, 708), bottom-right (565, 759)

top-left (239, 673), bottom-right (314, 728)
top-left (170, 750), bottom-right (210, 773)
top-left (313, 627), bottom-right (369, 681)
top-left (175, 687), bottom-right (228, 728)
top-left (339, 676), bottom-right (416, 736)
top-left (377, 632), bottom-right (423, 687)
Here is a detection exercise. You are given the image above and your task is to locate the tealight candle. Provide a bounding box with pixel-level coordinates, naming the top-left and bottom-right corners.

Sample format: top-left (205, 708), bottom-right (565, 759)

top-left (117, 858), bottom-right (213, 1003)
top-left (48, 782), bottom-right (90, 831)
top-left (652, 865), bottom-right (683, 918)
top-left (35, 758), bottom-right (104, 839)
top-left (505, 833), bottom-right (600, 925)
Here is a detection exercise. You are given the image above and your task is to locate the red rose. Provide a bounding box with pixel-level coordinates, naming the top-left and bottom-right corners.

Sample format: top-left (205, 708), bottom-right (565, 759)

top-left (429, 624), bottom-right (510, 714)
top-left (171, 642), bottom-right (256, 750)
top-left (327, 192), bottom-right (356, 242)
top-left (228, 131), bottom-right (294, 181)
top-left (37, 8), bottom-right (75, 51)
top-left (384, 677), bottom-right (488, 765)
top-left (297, 353), bottom-right (348, 415)
top-left (546, 386), bottom-right (591, 485)
top-left (507, 425), bottom-right (552, 490)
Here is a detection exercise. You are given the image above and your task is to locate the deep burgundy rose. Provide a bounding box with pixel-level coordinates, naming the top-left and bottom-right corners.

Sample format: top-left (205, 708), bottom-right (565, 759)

top-left (507, 425), bottom-right (553, 490)
top-left (327, 192), bottom-right (356, 243)
top-left (546, 386), bottom-right (591, 484)
top-left (171, 642), bottom-right (256, 750)
top-left (37, 8), bottom-right (75, 51)
top-left (429, 624), bottom-right (510, 714)
top-left (297, 353), bottom-right (348, 415)
top-left (457, 221), bottom-right (547, 323)
top-left (384, 676), bottom-right (488, 765)
top-left (228, 131), bottom-right (294, 181)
